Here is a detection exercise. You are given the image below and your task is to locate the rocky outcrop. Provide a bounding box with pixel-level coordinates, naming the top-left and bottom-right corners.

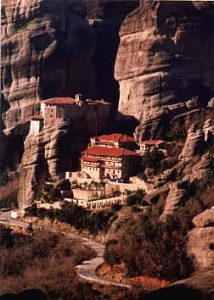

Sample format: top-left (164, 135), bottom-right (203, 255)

top-left (115, 0), bottom-right (214, 139)
top-left (193, 209), bottom-right (214, 228)
top-left (18, 102), bottom-right (112, 207)
top-left (18, 122), bottom-right (71, 207)
top-left (188, 209), bottom-right (214, 270)
top-left (191, 153), bottom-right (210, 181)
top-left (203, 118), bottom-right (214, 142)
top-left (159, 180), bottom-right (187, 222)
top-left (155, 115), bottom-right (213, 221)
top-left (179, 125), bottom-right (205, 160)
top-left (18, 120), bottom-right (84, 207)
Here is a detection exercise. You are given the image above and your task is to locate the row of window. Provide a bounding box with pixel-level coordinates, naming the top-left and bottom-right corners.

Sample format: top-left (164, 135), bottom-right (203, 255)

top-left (83, 166), bottom-right (121, 175)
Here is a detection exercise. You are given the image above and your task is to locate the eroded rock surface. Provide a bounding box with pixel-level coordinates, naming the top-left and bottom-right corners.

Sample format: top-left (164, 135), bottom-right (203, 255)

top-left (115, 0), bottom-right (214, 139)
top-left (159, 180), bottom-right (187, 222)
top-left (18, 120), bottom-right (86, 207)
top-left (1, 0), bottom-right (95, 135)
top-left (1, 0), bottom-right (139, 170)
top-left (179, 125), bottom-right (205, 160)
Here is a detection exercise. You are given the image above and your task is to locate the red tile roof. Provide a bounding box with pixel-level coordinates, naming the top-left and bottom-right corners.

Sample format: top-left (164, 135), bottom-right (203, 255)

top-left (93, 133), bottom-right (135, 143)
top-left (43, 98), bottom-right (110, 106)
top-left (43, 97), bottom-right (76, 106)
top-left (31, 114), bottom-right (44, 121)
top-left (83, 146), bottom-right (139, 157)
top-left (140, 140), bottom-right (164, 145)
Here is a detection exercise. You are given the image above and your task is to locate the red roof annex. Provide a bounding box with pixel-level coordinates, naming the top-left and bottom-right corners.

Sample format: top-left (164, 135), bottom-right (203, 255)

top-left (83, 146), bottom-right (139, 157)
top-left (140, 140), bottom-right (164, 145)
top-left (43, 98), bottom-right (110, 106)
top-left (93, 133), bottom-right (135, 143)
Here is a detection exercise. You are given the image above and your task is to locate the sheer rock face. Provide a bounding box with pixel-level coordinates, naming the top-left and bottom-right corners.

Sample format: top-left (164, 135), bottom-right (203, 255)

top-left (18, 123), bottom-right (70, 208)
top-left (1, 0), bottom-right (95, 136)
top-left (115, 0), bottom-right (214, 139)
top-left (188, 209), bottom-right (214, 270)
top-left (18, 121), bottom-right (85, 207)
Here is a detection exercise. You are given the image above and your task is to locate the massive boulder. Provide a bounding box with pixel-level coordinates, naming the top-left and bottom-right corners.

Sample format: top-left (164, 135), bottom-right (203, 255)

top-left (188, 209), bottom-right (214, 270)
top-left (159, 180), bottom-right (187, 222)
top-left (115, 0), bottom-right (214, 139)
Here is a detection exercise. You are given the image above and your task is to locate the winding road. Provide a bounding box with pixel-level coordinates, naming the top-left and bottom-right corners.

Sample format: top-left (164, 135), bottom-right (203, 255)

top-left (0, 211), bottom-right (131, 289)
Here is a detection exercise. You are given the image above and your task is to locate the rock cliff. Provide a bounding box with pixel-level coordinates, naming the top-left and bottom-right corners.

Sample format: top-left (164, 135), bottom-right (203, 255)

top-left (115, 0), bottom-right (214, 139)
top-left (1, 0), bottom-right (95, 136)
top-left (1, 0), bottom-right (139, 170)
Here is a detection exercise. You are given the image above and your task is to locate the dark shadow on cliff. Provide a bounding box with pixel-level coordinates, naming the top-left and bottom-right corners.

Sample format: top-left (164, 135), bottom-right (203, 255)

top-left (115, 111), bottom-right (140, 135)
top-left (138, 284), bottom-right (212, 300)
top-left (92, 1), bottom-right (139, 108)
top-left (0, 289), bottom-right (47, 300)
top-left (1, 93), bottom-right (29, 172)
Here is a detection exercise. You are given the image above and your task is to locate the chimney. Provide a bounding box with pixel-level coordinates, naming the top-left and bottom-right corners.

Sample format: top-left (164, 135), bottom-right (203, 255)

top-left (75, 94), bottom-right (83, 102)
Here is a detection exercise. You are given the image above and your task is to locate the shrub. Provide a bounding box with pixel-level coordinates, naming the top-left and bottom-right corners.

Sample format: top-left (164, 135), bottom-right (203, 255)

top-left (141, 148), bottom-right (164, 173)
top-left (126, 190), bottom-right (146, 206)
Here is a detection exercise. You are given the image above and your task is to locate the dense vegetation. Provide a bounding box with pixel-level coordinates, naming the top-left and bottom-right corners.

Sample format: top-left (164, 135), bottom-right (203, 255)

top-left (104, 170), bottom-right (214, 282)
top-left (26, 202), bottom-right (116, 235)
top-left (104, 210), bottom-right (194, 281)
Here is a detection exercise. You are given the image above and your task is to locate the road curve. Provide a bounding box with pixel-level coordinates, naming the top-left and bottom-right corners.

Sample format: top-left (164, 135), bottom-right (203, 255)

top-left (0, 212), bottom-right (131, 289)
top-left (74, 235), bottom-right (131, 289)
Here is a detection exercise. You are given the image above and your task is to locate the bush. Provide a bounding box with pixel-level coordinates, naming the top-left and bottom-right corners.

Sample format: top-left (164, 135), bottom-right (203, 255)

top-left (126, 190), bottom-right (146, 206)
top-left (141, 148), bottom-right (164, 173)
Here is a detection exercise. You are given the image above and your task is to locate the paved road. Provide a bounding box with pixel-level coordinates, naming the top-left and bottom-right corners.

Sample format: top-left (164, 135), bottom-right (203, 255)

top-left (0, 211), bottom-right (131, 289)
top-left (0, 211), bottom-right (29, 229)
